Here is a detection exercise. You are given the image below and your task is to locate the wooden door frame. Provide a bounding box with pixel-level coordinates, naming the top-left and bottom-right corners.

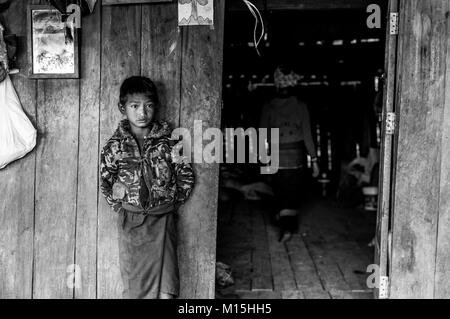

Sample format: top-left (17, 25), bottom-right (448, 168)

top-left (223, 0), bottom-right (396, 299)
top-left (373, 0), bottom-right (399, 299)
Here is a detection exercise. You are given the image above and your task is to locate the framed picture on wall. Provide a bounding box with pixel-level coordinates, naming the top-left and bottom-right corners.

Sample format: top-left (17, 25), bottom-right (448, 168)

top-left (102, 0), bottom-right (172, 5)
top-left (27, 5), bottom-right (79, 79)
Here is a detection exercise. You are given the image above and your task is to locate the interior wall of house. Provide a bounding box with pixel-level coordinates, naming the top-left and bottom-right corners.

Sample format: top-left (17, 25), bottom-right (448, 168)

top-left (390, 0), bottom-right (450, 299)
top-left (0, 0), bottom-right (224, 298)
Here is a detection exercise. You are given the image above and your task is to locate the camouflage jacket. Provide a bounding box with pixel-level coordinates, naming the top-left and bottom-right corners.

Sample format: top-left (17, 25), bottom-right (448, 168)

top-left (100, 119), bottom-right (195, 213)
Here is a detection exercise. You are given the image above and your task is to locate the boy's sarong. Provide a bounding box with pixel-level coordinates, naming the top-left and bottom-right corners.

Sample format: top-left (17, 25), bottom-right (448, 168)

top-left (117, 208), bottom-right (179, 299)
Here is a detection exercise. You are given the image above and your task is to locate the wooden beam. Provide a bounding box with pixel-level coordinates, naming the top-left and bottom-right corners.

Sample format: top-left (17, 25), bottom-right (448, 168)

top-left (390, 0), bottom-right (448, 299)
top-left (251, 204), bottom-right (274, 291)
top-left (178, 0), bottom-right (225, 299)
top-left (33, 80), bottom-right (79, 298)
top-left (373, 0), bottom-right (398, 299)
top-left (0, 0), bottom-right (36, 299)
top-left (434, 0), bottom-right (450, 300)
top-left (75, 2), bottom-right (101, 299)
top-left (227, 0), bottom-right (386, 11)
top-left (97, 4), bottom-right (142, 299)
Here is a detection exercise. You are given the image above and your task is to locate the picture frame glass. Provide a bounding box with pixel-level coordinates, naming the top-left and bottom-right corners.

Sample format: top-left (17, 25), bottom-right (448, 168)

top-left (31, 8), bottom-right (75, 75)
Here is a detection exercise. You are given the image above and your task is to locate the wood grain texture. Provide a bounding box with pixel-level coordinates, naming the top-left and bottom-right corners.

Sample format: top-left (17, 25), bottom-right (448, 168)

top-left (74, 3), bottom-right (101, 299)
top-left (178, 0), bottom-right (225, 299)
top-left (0, 0), bottom-right (37, 298)
top-left (281, 290), bottom-right (305, 299)
top-left (103, 0), bottom-right (170, 5)
top-left (97, 4), bottom-right (142, 299)
top-left (33, 79), bottom-right (80, 299)
top-left (141, 2), bottom-right (181, 127)
top-left (302, 288), bottom-right (331, 299)
top-left (373, 0), bottom-right (398, 299)
top-left (263, 211), bottom-right (296, 291)
top-left (286, 235), bottom-right (323, 291)
top-left (390, 0), bottom-right (448, 299)
top-left (302, 239), bottom-right (351, 292)
top-left (250, 205), bottom-right (273, 291)
top-left (216, 200), bottom-right (252, 291)
top-left (434, 0), bottom-right (450, 299)
top-left (331, 242), bottom-right (370, 291)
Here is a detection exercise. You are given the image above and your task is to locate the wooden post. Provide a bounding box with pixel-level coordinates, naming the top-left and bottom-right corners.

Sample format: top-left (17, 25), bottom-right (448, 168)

top-left (0, 0), bottom-right (36, 299)
top-left (390, 0), bottom-right (450, 298)
top-left (97, 4), bottom-right (142, 299)
top-left (373, 0), bottom-right (398, 299)
top-left (433, 0), bottom-right (450, 299)
top-left (75, 3), bottom-right (102, 299)
top-left (178, 0), bottom-right (225, 298)
top-left (141, 2), bottom-right (181, 127)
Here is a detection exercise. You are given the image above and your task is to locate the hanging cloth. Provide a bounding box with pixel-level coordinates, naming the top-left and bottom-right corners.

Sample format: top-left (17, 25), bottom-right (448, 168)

top-left (0, 75), bottom-right (37, 169)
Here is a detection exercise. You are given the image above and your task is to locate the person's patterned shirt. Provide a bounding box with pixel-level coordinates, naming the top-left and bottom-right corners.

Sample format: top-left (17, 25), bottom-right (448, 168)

top-left (100, 119), bottom-right (194, 213)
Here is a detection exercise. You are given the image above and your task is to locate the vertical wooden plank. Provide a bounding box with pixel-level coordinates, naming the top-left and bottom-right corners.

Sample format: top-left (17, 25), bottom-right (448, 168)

top-left (434, 0), bottom-right (450, 299)
top-left (390, 0), bottom-right (448, 298)
top-left (178, 0), bottom-right (225, 298)
top-left (286, 235), bottom-right (324, 291)
top-left (302, 239), bottom-right (351, 293)
top-left (216, 199), bottom-right (253, 291)
top-left (97, 4), bottom-right (141, 299)
top-left (263, 209), bottom-right (296, 292)
top-left (250, 206), bottom-right (273, 291)
top-left (74, 4), bottom-right (101, 299)
top-left (331, 242), bottom-right (371, 291)
top-left (141, 2), bottom-right (181, 127)
top-left (33, 78), bottom-right (79, 298)
top-left (373, 0), bottom-right (398, 299)
top-left (0, 0), bottom-right (36, 299)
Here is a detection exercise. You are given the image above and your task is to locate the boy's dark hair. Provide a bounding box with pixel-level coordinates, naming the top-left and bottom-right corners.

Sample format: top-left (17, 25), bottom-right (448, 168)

top-left (119, 76), bottom-right (159, 106)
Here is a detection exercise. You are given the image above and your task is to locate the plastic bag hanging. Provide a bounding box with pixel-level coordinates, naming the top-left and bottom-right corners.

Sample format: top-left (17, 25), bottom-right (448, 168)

top-left (0, 75), bottom-right (37, 169)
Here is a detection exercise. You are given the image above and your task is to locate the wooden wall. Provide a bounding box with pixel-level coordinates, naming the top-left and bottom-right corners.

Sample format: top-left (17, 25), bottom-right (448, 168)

top-left (0, 0), bottom-right (223, 298)
top-left (390, 0), bottom-right (450, 299)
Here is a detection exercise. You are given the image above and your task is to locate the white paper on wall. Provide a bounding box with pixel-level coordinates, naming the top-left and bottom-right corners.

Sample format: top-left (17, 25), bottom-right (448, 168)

top-left (178, 0), bottom-right (213, 26)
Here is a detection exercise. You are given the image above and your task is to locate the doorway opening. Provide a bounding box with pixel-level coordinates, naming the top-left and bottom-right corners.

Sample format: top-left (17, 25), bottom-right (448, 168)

top-left (216, 4), bottom-right (387, 299)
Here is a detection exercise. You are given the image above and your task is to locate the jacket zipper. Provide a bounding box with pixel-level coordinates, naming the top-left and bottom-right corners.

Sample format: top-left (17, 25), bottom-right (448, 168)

top-left (132, 136), bottom-right (153, 209)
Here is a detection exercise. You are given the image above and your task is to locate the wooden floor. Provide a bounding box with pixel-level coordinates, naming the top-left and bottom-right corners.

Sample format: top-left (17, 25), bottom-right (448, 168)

top-left (216, 198), bottom-right (376, 299)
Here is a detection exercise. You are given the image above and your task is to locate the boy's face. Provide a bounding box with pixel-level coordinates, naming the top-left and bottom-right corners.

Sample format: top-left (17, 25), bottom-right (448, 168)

top-left (120, 93), bottom-right (156, 129)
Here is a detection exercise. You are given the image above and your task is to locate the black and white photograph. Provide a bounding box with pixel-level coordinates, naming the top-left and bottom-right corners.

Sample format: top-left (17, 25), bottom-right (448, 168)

top-left (0, 0), bottom-right (449, 306)
top-left (27, 5), bottom-right (79, 78)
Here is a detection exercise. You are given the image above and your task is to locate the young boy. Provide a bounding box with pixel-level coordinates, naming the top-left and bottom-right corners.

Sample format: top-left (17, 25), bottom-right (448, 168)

top-left (100, 76), bottom-right (195, 299)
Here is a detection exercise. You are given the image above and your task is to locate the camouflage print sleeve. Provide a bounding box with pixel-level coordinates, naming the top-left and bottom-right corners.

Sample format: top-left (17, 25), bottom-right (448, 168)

top-left (100, 140), bottom-right (122, 213)
top-left (169, 140), bottom-right (195, 203)
top-left (174, 160), bottom-right (195, 203)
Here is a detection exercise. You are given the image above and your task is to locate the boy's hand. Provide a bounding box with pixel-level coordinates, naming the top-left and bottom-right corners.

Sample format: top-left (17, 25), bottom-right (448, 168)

top-left (171, 140), bottom-right (189, 164)
top-left (112, 182), bottom-right (127, 200)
